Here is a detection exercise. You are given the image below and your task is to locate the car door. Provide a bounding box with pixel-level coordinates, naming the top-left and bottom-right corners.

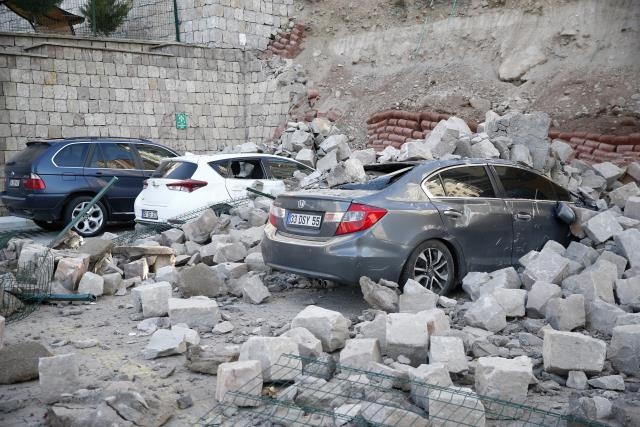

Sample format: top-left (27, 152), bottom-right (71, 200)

top-left (491, 165), bottom-right (572, 263)
top-left (84, 142), bottom-right (144, 218)
top-left (262, 158), bottom-right (314, 195)
top-left (224, 158), bottom-right (269, 200)
top-left (423, 165), bottom-right (513, 271)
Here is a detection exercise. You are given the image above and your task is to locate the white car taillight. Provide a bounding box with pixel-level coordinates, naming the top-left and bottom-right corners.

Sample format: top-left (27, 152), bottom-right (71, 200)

top-left (269, 205), bottom-right (286, 227)
top-left (166, 180), bottom-right (207, 193)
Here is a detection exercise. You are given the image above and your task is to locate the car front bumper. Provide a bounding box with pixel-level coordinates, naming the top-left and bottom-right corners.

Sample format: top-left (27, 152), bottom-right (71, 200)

top-left (261, 223), bottom-right (407, 285)
top-left (1, 192), bottom-right (65, 221)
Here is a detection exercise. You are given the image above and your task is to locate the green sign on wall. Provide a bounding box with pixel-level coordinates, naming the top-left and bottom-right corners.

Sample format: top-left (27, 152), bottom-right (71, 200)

top-left (176, 113), bottom-right (188, 129)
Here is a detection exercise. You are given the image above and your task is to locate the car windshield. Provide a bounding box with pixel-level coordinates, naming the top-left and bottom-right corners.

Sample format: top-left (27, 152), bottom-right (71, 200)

top-left (151, 161), bottom-right (197, 179)
top-left (336, 166), bottom-right (414, 190)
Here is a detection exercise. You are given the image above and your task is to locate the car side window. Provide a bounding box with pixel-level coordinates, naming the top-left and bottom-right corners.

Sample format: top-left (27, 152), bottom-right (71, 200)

top-left (136, 144), bottom-right (176, 170)
top-left (228, 160), bottom-right (265, 179)
top-left (89, 143), bottom-right (136, 169)
top-left (54, 143), bottom-right (90, 167)
top-left (209, 161), bottom-right (229, 177)
top-left (494, 166), bottom-right (556, 201)
top-left (439, 166), bottom-right (496, 198)
top-left (422, 174), bottom-right (446, 197)
top-left (551, 182), bottom-right (572, 202)
top-left (266, 159), bottom-right (311, 179)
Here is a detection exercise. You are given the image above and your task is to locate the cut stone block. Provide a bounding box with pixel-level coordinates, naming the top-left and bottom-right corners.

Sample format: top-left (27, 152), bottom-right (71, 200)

top-left (614, 229), bottom-right (640, 268)
top-left (291, 305), bottom-right (349, 352)
top-left (131, 282), bottom-right (172, 318)
top-left (566, 371), bottom-right (588, 390)
top-left (356, 311), bottom-right (387, 351)
top-left (586, 299), bottom-right (626, 336)
top-left (102, 272), bottom-right (124, 295)
top-left (359, 276), bottom-right (398, 312)
top-left (565, 241), bottom-right (599, 267)
top-left (588, 375), bottom-right (625, 391)
top-left (239, 336), bottom-right (302, 381)
top-left (183, 209), bottom-right (218, 243)
top-left (240, 273), bottom-right (271, 304)
top-left (38, 353), bottom-right (80, 403)
top-left (361, 402), bottom-right (429, 426)
top-left (409, 363), bottom-right (453, 411)
top-left (522, 250), bottom-right (569, 288)
top-left (123, 258), bottom-right (149, 280)
top-left (475, 355), bottom-right (533, 417)
top-left (54, 256), bottom-right (89, 291)
top-left (545, 294), bottom-right (585, 331)
top-left (609, 324), bottom-right (640, 375)
top-left (615, 276), bottom-right (640, 307)
top-left (463, 295), bottom-right (507, 332)
top-left (171, 324), bottom-right (200, 346)
top-left (168, 297), bottom-right (220, 331)
top-left (399, 279), bottom-right (438, 313)
top-left (491, 288), bottom-right (527, 317)
top-left (77, 271), bottom-right (104, 297)
top-left (179, 263), bottom-right (226, 297)
top-left (428, 386), bottom-right (486, 427)
top-left (526, 282), bottom-right (562, 318)
top-left (216, 361), bottom-right (262, 407)
top-left (386, 313), bottom-right (430, 366)
top-left (428, 336), bottom-right (468, 373)
top-left (608, 182), bottom-right (640, 208)
top-left (281, 327), bottom-right (323, 359)
top-left (143, 329), bottom-right (187, 359)
top-left (339, 338), bottom-right (382, 370)
top-left (542, 329), bottom-right (606, 374)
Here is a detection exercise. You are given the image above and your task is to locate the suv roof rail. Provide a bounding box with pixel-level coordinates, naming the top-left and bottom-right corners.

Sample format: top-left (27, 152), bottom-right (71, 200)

top-left (27, 136), bottom-right (156, 144)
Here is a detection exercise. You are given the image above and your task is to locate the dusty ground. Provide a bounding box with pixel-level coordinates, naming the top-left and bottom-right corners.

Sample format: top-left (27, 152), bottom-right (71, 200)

top-left (0, 280), bottom-right (368, 426)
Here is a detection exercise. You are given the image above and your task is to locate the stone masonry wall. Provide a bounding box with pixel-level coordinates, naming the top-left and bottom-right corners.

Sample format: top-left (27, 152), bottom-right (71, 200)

top-left (0, 32), bottom-right (291, 176)
top-left (178, 0), bottom-right (294, 50)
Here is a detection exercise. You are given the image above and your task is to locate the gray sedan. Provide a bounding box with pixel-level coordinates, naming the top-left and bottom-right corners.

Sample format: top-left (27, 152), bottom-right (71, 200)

top-left (262, 159), bottom-right (576, 294)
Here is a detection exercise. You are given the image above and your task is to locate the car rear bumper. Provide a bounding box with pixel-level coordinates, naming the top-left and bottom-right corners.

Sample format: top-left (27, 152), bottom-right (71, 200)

top-left (261, 223), bottom-right (406, 284)
top-left (1, 192), bottom-right (65, 221)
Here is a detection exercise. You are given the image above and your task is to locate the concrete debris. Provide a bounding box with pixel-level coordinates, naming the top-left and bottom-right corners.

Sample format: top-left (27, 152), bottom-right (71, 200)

top-left (291, 305), bottom-right (349, 352)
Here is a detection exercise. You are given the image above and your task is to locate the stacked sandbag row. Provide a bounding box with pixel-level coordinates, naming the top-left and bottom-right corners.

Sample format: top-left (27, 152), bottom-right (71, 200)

top-left (549, 131), bottom-right (640, 164)
top-left (266, 22), bottom-right (307, 59)
top-left (366, 110), bottom-right (478, 151)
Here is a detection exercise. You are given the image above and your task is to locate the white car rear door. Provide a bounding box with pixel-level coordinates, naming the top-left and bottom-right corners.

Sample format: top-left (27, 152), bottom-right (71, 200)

top-left (223, 158), bottom-right (269, 200)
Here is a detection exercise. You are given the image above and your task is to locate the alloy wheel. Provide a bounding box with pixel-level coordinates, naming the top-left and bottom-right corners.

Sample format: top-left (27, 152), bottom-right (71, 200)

top-left (71, 202), bottom-right (104, 235)
top-left (413, 247), bottom-right (449, 292)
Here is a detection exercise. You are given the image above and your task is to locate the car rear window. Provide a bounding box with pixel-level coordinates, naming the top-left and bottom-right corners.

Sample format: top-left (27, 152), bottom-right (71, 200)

top-left (7, 142), bottom-right (49, 166)
top-left (54, 143), bottom-right (90, 167)
top-left (151, 161), bottom-right (197, 179)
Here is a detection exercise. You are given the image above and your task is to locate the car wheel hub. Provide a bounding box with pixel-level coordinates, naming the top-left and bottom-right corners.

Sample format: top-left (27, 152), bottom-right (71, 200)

top-left (413, 247), bottom-right (449, 293)
top-left (71, 202), bottom-right (104, 235)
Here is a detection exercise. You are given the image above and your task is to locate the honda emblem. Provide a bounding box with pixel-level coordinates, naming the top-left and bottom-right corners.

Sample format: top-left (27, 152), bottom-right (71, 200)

top-left (297, 200), bottom-right (306, 209)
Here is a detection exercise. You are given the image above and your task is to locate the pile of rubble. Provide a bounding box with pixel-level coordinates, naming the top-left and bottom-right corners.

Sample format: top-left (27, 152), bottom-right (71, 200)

top-left (1, 109), bottom-right (640, 425)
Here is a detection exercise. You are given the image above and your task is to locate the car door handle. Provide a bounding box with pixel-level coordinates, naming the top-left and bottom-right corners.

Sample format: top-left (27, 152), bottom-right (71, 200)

top-left (443, 209), bottom-right (463, 219)
top-left (515, 212), bottom-right (532, 221)
top-left (95, 171), bottom-right (103, 176)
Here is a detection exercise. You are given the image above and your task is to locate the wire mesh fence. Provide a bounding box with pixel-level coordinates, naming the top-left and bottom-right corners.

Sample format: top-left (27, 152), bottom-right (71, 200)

top-left (0, 0), bottom-right (178, 41)
top-left (199, 354), bottom-right (604, 427)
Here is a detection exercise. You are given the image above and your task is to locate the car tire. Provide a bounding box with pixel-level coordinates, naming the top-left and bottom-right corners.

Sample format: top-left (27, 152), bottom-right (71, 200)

top-left (64, 196), bottom-right (108, 237)
top-left (33, 220), bottom-right (63, 231)
top-left (400, 239), bottom-right (456, 295)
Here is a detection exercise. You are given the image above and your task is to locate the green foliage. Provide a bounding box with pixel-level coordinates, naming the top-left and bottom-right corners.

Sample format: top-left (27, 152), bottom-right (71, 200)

top-left (81, 0), bottom-right (133, 36)
top-left (14, 0), bottom-right (62, 21)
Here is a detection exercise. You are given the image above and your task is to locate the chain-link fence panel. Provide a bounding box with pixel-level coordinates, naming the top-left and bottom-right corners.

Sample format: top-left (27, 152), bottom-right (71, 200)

top-left (0, 0), bottom-right (178, 41)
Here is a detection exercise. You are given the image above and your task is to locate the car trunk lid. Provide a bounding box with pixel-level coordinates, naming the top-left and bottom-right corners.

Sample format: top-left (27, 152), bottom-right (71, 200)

top-left (4, 141), bottom-right (50, 196)
top-left (140, 160), bottom-right (201, 207)
top-left (273, 189), bottom-right (376, 238)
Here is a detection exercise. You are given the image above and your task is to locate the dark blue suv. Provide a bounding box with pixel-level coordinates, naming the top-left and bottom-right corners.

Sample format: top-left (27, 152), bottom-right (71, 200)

top-left (2, 137), bottom-right (179, 237)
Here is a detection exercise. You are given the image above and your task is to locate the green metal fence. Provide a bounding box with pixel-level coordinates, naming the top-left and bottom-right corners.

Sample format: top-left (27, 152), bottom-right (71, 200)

top-left (199, 354), bottom-right (604, 427)
top-left (0, 0), bottom-right (179, 41)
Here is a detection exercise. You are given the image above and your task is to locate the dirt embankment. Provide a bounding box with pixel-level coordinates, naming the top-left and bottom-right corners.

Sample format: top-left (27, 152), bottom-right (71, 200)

top-left (290, 0), bottom-right (640, 145)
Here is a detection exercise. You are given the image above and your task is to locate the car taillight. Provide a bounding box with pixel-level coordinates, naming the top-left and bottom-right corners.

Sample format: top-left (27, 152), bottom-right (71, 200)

top-left (269, 205), bottom-right (286, 227)
top-left (22, 173), bottom-right (46, 190)
top-left (143, 180), bottom-right (148, 189)
top-left (335, 203), bottom-right (387, 236)
top-left (165, 180), bottom-right (207, 193)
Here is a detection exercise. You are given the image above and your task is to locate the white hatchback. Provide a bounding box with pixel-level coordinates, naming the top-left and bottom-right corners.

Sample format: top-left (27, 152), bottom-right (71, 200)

top-left (134, 153), bottom-right (314, 224)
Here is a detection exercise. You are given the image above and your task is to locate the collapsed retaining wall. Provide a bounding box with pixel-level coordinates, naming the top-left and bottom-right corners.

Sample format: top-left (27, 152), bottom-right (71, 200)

top-left (366, 110), bottom-right (640, 164)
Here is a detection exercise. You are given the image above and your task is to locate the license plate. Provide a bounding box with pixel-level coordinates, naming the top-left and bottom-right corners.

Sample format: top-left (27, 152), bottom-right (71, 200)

top-left (8, 179), bottom-right (20, 187)
top-left (287, 212), bottom-right (322, 228)
top-left (142, 210), bottom-right (158, 220)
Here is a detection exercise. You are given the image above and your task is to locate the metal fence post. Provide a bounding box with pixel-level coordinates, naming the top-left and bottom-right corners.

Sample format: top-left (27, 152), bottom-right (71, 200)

top-left (173, 0), bottom-right (181, 42)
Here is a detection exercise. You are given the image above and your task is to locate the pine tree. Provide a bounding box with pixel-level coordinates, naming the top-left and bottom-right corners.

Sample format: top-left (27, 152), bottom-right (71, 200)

top-left (15, 0), bottom-right (62, 23)
top-left (81, 0), bottom-right (132, 36)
